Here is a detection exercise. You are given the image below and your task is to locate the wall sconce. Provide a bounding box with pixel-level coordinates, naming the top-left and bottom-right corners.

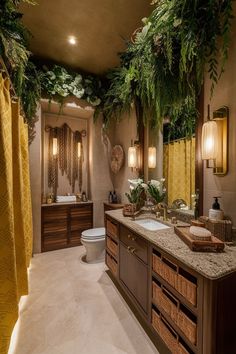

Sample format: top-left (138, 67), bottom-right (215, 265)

top-left (128, 140), bottom-right (140, 170)
top-left (148, 146), bottom-right (156, 169)
top-left (52, 137), bottom-right (58, 157)
top-left (201, 105), bottom-right (228, 175)
top-left (78, 142), bottom-right (81, 158)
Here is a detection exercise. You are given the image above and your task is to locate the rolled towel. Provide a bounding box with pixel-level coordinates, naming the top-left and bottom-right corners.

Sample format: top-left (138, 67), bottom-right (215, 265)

top-left (189, 226), bottom-right (212, 241)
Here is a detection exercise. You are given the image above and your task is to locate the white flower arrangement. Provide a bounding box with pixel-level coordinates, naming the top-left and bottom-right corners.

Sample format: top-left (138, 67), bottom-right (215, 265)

top-left (126, 178), bottom-right (166, 205)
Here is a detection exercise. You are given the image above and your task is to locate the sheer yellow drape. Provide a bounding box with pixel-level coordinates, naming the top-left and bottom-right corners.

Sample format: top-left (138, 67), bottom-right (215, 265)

top-left (163, 137), bottom-right (195, 208)
top-left (0, 75), bottom-right (32, 354)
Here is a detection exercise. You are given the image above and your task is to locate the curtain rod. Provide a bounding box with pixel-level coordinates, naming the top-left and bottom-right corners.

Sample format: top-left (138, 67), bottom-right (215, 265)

top-left (0, 56), bottom-right (18, 99)
top-left (163, 135), bottom-right (195, 145)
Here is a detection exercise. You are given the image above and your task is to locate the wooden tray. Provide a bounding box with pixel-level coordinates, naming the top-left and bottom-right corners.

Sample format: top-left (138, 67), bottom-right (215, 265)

top-left (174, 226), bottom-right (225, 252)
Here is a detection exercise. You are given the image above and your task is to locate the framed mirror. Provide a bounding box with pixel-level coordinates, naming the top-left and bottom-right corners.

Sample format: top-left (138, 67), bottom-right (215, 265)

top-left (144, 96), bottom-right (204, 218)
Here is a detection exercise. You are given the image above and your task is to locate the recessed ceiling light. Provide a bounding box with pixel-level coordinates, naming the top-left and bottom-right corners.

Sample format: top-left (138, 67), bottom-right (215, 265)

top-left (68, 36), bottom-right (77, 45)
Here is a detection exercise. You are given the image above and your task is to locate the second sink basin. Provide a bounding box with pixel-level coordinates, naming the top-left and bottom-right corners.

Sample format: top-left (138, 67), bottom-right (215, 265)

top-left (134, 218), bottom-right (170, 231)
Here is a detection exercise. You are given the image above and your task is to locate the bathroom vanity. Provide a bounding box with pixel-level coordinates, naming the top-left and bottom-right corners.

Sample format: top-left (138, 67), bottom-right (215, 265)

top-left (41, 202), bottom-right (93, 252)
top-left (105, 209), bottom-right (236, 354)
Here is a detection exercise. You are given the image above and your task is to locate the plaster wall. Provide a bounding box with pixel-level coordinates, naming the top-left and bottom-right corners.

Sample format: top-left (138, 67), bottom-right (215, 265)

top-left (88, 115), bottom-right (113, 227)
top-left (111, 109), bottom-right (139, 204)
top-left (203, 8), bottom-right (236, 226)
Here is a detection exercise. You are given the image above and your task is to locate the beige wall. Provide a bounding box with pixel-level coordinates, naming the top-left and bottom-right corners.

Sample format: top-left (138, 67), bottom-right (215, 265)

top-left (88, 114), bottom-right (114, 227)
top-left (111, 109), bottom-right (139, 203)
top-left (203, 7), bottom-right (236, 226)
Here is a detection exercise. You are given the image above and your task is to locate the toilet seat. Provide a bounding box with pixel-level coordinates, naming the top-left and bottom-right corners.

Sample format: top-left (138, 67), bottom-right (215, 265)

top-left (81, 227), bottom-right (105, 240)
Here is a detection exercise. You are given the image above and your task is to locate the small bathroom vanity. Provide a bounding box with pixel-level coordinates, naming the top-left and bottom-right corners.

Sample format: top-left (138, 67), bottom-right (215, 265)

top-left (41, 202), bottom-right (93, 252)
top-left (105, 209), bottom-right (236, 354)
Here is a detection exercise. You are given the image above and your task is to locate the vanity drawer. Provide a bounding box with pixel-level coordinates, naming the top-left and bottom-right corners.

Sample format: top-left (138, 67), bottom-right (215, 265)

top-left (106, 235), bottom-right (118, 258)
top-left (120, 225), bottom-right (148, 264)
top-left (106, 219), bottom-right (119, 240)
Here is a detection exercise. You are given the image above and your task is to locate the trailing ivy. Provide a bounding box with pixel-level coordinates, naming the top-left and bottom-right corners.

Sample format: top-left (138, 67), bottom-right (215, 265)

top-left (100, 0), bottom-right (234, 134)
top-left (0, 0), bottom-right (234, 141)
top-left (40, 64), bottom-right (103, 107)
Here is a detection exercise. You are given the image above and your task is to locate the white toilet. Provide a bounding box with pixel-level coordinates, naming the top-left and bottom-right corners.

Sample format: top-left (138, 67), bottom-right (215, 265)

top-left (81, 227), bottom-right (106, 263)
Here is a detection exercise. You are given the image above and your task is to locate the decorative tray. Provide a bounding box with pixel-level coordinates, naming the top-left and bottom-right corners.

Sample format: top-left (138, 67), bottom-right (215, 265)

top-left (174, 226), bottom-right (225, 252)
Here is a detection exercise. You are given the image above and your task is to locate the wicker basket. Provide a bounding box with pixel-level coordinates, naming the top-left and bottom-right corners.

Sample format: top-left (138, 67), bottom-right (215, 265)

top-left (152, 282), bottom-right (197, 345)
top-left (153, 254), bottom-right (178, 289)
top-left (106, 219), bottom-right (118, 239)
top-left (199, 216), bottom-right (232, 242)
top-left (153, 253), bottom-right (197, 307)
top-left (107, 236), bottom-right (118, 257)
top-left (152, 310), bottom-right (179, 353)
top-left (123, 203), bottom-right (136, 217)
top-left (176, 274), bottom-right (197, 306)
top-left (178, 310), bottom-right (197, 345)
top-left (152, 282), bottom-right (178, 323)
top-left (106, 252), bottom-right (117, 277)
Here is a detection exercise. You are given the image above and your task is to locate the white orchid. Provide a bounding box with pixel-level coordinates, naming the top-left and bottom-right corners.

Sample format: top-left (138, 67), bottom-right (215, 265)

top-left (128, 178), bottom-right (143, 190)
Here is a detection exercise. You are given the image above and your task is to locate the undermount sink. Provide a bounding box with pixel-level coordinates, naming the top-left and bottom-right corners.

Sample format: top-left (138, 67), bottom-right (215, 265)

top-left (133, 218), bottom-right (170, 231)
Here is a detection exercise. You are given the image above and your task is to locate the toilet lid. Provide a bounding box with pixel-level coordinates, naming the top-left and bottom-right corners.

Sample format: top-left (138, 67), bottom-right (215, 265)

top-left (81, 227), bottom-right (105, 239)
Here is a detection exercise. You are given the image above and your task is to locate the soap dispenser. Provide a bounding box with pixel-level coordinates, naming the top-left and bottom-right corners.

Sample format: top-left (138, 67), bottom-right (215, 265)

top-left (209, 197), bottom-right (224, 221)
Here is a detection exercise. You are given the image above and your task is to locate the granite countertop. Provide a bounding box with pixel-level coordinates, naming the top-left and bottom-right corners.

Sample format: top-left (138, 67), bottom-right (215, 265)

top-left (41, 201), bottom-right (92, 207)
top-left (106, 209), bottom-right (236, 280)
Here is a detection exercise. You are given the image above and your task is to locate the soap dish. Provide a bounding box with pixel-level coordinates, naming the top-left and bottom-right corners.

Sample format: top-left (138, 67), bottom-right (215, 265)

top-left (174, 226), bottom-right (225, 252)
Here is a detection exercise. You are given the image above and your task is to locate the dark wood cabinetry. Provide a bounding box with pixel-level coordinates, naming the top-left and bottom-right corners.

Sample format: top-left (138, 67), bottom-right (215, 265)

top-left (119, 242), bottom-right (148, 313)
top-left (105, 214), bottom-right (236, 354)
top-left (42, 202), bottom-right (93, 252)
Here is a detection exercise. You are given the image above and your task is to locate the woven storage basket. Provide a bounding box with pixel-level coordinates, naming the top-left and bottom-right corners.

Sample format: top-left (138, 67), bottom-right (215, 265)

top-left (177, 274), bottom-right (197, 306)
top-left (153, 254), bottom-right (177, 289)
top-left (106, 253), bottom-right (117, 276)
top-left (152, 310), bottom-right (179, 353)
top-left (152, 282), bottom-right (178, 323)
top-left (199, 216), bottom-right (232, 242)
top-left (107, 237), bottom-right (118, 257)
top-left (123, 203), bottom-right (136, 217)
top-left (178, 310), bottom-right (197, 345)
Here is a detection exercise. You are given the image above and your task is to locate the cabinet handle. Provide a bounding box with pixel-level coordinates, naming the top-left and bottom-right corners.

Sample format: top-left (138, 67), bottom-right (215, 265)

top-left (128, 234), bottom-right (131, 239)
top-left (127, 246), bottom-right (132, 252)
top-left (131, 248), bottom-right (136, 254)
top-left (131, 236), bottom-right (137, 241)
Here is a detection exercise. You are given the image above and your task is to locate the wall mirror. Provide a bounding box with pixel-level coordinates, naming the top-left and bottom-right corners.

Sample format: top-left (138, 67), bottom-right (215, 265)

top-left (144, 109), bottom-right (203, 217)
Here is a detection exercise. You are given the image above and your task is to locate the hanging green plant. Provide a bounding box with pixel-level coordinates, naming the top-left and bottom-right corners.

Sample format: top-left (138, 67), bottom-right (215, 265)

top-left (40, 64), bottom-right (103, 107)
top-left (100, 0), bottom-right (234, 132)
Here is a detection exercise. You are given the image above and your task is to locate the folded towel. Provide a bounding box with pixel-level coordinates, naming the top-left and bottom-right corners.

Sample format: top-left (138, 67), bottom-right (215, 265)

top-left (56, 195), bottom-right (76, 202)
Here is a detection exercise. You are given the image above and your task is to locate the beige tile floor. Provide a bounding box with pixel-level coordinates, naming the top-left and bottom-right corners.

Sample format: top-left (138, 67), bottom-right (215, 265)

top-left (8, 246), bottom-right (159, 354)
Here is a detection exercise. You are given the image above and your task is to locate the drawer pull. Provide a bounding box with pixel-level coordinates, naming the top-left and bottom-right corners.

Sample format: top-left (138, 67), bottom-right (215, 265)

top-left (127, 246), bottom-right (132, 252)
top-left (128, 234), bottom-right (131, 239)
top-left (131, 236), bottom-right (137, 241)
top-left (131, 248), bottom-right (136, 254)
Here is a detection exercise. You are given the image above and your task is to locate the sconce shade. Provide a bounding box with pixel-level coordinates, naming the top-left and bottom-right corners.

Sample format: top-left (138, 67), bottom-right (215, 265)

top-left (52, 138), bottom-right (58, 156)
top-left (78, 142), bottom-right (81, 158)
top-left (128, 146), bottom-right (137, 168)
top-left (201, 120), bottom-right (218, 160)
top-left (148, 147), bottom-right (156, 169)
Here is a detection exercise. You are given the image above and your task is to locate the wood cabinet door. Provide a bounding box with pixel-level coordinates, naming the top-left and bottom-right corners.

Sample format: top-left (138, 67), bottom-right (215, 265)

top-left (42, 206), bottom-right (68, 251)
top-left (119, 243), bottom-right (148, 313)
top-left (69, 204), bottom-right (93, 246)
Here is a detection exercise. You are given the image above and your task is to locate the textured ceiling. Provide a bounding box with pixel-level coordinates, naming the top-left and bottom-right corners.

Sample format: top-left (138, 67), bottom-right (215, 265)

top-left (20, 0), bottom-right (152, 74)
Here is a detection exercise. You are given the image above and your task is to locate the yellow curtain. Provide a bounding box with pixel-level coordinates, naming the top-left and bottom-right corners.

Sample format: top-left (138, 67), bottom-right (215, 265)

top-left (163, 137), bottom-right (195, 208)
top-left (0, 75), bottom-right (32, 354)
